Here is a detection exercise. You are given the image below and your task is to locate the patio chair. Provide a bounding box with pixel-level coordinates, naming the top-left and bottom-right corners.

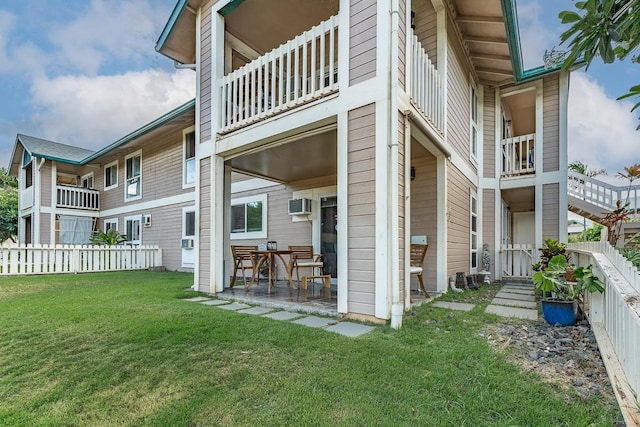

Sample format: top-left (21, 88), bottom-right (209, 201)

top-left (288, 245), bottom-right (323, 283)
top-left (231, 245), bottom-right (258, 287)
top-left (410, 243), bottom-right (430, 298)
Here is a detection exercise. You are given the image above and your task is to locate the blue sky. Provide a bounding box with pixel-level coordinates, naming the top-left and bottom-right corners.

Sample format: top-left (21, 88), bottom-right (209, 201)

top-left (0, 0), bottom-right (638, 178)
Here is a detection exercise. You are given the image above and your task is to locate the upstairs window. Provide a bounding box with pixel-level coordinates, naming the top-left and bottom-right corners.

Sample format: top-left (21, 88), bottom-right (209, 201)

top-left (125, 151), bottom-right (141, 201)
top-left (81, 173), bottom-right (94, 189)
top-left (184, 131), bottom-right (196, 186)
top-left (230, 194), bottom-right (267, 240)
top-left (104, 161), bottom-right (118, 190)
top-left (22, 151), bottom-right (33, 189)
top-left (470, 83), bottom-right (479, 161)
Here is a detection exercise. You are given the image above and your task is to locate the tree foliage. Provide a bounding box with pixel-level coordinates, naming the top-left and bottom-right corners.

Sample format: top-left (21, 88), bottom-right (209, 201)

top-left (568, 160), bottom-right (606, 177)
top-left (0, 168), bottom-right (18, 243)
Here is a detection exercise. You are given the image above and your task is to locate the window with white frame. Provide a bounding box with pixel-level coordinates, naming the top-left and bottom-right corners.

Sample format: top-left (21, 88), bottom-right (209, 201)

top-left (125, 216), bottom-right (141, 245)
top-left (23, 151), bottom-right (33, 189)
top-left (184, 210), bottom-right (196, 238)
top-left (470, 83), bottom-right (479, 160)
top-left (470, 195), bottom-right (478, 271)
top-left (104, 218), bottom-right (118, 232)
top-left (104, 161), bottom-right (118, 190)
top-left (81, 172), bottom-right (94, 189)
top-left (125, 151), bottom-right (142, 200)
top-left (184, 130), bottom-right (196, 186)
top-left (230, 194), bottom-right (267, 239)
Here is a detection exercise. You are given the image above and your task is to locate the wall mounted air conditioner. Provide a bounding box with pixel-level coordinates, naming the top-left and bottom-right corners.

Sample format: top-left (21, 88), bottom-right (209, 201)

top-left (288, 198), bottom-right (312, 215)
top-left (181, 238), bottom-right (194, 249)
top-left (142, 214), bottom-right (152, 228)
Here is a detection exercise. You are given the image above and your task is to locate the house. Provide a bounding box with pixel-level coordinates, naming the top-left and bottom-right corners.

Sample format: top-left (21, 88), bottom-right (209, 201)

top-left (7, 100), bottom-right (197, 272)
top-left (155, 0), bottom-right (569, 325)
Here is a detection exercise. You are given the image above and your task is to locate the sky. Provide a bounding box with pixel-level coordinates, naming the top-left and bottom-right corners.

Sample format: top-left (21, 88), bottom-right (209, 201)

top-left (0, 0), bottom-right (638, 181)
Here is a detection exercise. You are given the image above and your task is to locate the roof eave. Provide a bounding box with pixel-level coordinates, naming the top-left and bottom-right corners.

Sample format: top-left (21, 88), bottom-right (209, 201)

top-left (155, 0), bottom-right (190, 58)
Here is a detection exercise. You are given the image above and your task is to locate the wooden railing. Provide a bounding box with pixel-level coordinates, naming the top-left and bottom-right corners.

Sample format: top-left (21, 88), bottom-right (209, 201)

top-left (219, 15), bottom-right (339, 133)
top-left (501, 243), bottom-right (535, 278)
top-left (568, 170), bottom-right (640, 215)
top-left (56, 185), bottom-right (100, 211)
top-left (20, 186), bottom-right (33, 210)
top-left (410, 33), bottom-right (444, 134)
top-left (568, 242), bottom-right (640, 425)
top-left (0, 244), bottom-right (162, 275)
top-left (501, 134), bottom-right (535, 177)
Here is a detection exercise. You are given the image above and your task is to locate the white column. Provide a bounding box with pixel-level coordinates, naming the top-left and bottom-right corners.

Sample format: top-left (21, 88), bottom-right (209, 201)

top-left (337, 111), bottom-right (349, 314)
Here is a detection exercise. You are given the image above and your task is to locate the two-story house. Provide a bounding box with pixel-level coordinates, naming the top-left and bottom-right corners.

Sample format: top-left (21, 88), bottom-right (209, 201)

top-left (8, 100), bottom-right (197, 272)
top-left (155, 0), bottom-right (569, 325)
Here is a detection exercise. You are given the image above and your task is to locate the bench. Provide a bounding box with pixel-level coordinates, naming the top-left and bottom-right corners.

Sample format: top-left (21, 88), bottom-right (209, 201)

top-left (301, 275), bottom-right (331, 290)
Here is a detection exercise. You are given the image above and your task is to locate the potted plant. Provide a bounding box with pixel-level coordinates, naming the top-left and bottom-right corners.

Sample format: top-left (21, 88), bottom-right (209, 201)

top-left (532, 238), bottom-right (570, 272)
top-left (532, 254), bottom-right (605, 326)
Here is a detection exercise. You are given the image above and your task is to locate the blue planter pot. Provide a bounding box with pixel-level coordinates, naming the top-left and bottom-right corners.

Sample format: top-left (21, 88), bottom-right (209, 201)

top-left (541, 299), bottom-right (578, 326)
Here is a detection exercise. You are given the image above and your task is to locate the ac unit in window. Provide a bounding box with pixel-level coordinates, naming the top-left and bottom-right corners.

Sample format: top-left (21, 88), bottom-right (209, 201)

top-left (142, 214), bottom-right (152, 228)
top-left (181, 238), bottom-right (194, 249)
top-left (288, 198), bottom-right (312, 215)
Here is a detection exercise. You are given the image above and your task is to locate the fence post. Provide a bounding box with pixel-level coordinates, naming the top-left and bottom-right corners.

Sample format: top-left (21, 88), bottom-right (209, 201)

top-left (72, 246), bottom-right (80, 274)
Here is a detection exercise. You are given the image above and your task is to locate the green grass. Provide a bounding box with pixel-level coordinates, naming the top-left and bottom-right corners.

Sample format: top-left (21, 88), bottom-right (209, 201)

top-left (0, 272), bottom-right (622, 426)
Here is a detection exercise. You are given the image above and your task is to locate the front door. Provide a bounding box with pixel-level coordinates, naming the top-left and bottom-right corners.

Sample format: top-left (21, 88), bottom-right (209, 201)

top-left (320, 196), bottom-right (337, 281)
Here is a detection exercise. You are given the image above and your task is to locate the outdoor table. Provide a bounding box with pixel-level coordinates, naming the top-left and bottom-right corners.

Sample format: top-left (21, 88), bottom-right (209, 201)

top-left (248, 250), bottom-right (295, 292)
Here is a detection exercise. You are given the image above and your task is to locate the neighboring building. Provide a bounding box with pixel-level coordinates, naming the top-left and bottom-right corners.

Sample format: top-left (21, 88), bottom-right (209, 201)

top-left (7, 101), bottom-right (197, 272)
top-left (155, 0), bottom-right (569, 325)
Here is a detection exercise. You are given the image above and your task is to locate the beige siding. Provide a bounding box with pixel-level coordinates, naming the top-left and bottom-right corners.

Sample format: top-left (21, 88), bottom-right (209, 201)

top-left (141, 202), bottom-right (194, 272)
top-left (348, 104), bottom-right (376, 315)
top-left (542, 183), bottom-right (560, 240)
top-left (40, 213), bottom-right (51, 244)
top-left (482, 189), bottom-right (495, 275)
top-left (413, 0), bottom-right (437, 66)
top-left (483, 87), bottom-right (496, 178)
top-left (543, 75), bottom-right (560, 172)
top-left (410, 144), bottom-right (437, 291)
top-left (200, 6), bottom-right (212, 142)
top-left (199, 157), bottom-right (212, 293)
top-left (398, 0), bottom-right (406, 91)
top-left (40, 163), bottom-right (52, 208)
top-left (447, 165), bottom-right (473, 276)
top-left (349, 0), bottom-right (377, 85)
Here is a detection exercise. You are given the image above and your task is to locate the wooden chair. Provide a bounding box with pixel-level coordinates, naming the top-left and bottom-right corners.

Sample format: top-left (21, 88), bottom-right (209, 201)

top-left (410, 243), bottom-right (430, 298)
top-left (288, 245), bottom-right (323, 282)
top-left (231, 245), bottom-right (257, 287)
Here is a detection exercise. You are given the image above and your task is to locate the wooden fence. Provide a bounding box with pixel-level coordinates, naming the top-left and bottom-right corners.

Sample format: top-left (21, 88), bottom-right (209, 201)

top-left (0, 244), bottom-right (163, 275)
top-left (501, 244), bottom-right (536, 278)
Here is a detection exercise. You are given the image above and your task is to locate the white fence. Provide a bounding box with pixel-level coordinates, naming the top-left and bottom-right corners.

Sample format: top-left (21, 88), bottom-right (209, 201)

top-left (568, 242), bottom-right (640, 425)
top-left (501, 134), bottom-right (536, 177)
top-left (501, 244), bottom-right (536, 278)
top-left (219, 15), bottom-right (338, 133)
top-left (0, 244), bottom-right (163, 275)
top-left (568, 170), bottom-right (640, 215)
top-left (410, 33), bottom-right (444, 134)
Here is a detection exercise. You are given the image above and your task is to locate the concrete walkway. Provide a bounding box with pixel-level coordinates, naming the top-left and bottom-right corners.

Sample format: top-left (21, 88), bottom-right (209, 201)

top-left (183, 296), bottom-right (375, 337)
top-left (485, 282), bottom-right (539, 321)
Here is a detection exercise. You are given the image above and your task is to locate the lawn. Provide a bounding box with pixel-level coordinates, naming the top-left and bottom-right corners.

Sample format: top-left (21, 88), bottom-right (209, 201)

top-left (0, 272), bottom-right (622, 426)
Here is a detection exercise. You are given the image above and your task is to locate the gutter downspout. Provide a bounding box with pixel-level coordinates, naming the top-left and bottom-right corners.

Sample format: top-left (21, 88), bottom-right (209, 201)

top-left (174, 61), bottom-right (197, 70)
top-left (389, 0), bottom-right (402, 329)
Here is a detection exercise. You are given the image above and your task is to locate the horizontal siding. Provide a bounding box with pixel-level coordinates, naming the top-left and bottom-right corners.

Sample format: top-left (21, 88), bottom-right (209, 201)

top-left (482, 188), bottom-right (495, 274)
top-left (350, 0), bottom-right (376, 85)
top-left (543, 75), bottom-right (560, 172)
top-left (40, 163), bottom-right (52, 207)
top-left (483, 87), bottom-right (495, 178)
top-left (412, 0), bottom-right (437, 65)
top-left (447, 165), bottom-right (473, 276)
top-left (199, 157), bottom-right (212, 293)
top-left (348, 104), bottom-right (376, 316)
top-left (40, 213), bottom-right (50, 244)
top-left (200, 6), bottom-right (212, 141)
top-left (542, 183), bottom-right (559, 240)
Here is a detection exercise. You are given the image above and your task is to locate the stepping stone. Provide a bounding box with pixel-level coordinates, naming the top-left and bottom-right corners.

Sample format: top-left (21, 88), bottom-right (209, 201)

top-left (200, 299), bottom-right (230, 306)
top-left (184, 297), bottom-right (211, 302)
top-left (237, 306), bottom-right (275, 315)
top-left (495, 292), bottom-right (535, 302)
top-left (485, 304), bottom-right (538, 320)
top-left (491, 298), bottom-right (537, 309)
top-left (326, 322), bottom-right (374, 337)
top-left (501, 287), bottom-right (535, 295)
top-left (263, 311), bottom-right (304, 321)
top-left (292, 316), bottom-right (337, 328)
top-left (217, 302), bottom-right (251, 311)
top-left (432, 301), bottom-right (475, 311)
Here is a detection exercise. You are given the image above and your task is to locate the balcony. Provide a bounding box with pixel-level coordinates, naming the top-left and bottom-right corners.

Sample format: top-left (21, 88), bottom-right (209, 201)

top-left (410, 32), bottom-right (444, 135)
top-left (501, 134), bottom-right (535, 177)
top-left (56, 185), bottom-right (100, 211)
top-left (218, 15), bottom-right (339, 134)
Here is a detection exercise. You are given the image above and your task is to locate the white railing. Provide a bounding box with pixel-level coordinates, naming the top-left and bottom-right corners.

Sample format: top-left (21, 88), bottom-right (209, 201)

top-left (501, 243), bottom-right (536, 278)
top-left (56, 185), bottom-right (100, 211)
top-left (20, 186), bottom-right (33, 210)
top-left (568, 170), bottom-right (640, 215)
top-left (568, 242), bottom-right (640, 425)
top-left (0, 244), bottom-right (162, 275)
top-left (219, 15), bottom-right (339, 134)
top-left (410, 33), bottom-right (444, 134)
top-left (501, 134), bottom-right (535, 177)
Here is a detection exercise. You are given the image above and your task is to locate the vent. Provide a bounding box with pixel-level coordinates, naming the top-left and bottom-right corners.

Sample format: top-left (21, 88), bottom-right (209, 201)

top-left (288, 198), bottom-right (312, 215)
top-left (142, 214), bottom-right (151, 228)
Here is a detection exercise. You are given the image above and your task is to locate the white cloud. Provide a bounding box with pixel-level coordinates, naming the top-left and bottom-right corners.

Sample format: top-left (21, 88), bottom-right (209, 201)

top-left (28, 69), bottom-right (195, 150)
top-left (516, 1), bottom-right (558, 70)
top-left (568, 72), bottom-right (639, 176)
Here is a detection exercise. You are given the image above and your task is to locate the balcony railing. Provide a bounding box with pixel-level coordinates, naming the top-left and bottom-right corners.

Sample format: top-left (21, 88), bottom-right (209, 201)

top-left (218, 15), bottom-right (339, 134)
top-left (501, 134), bottom-right (535, 177)
top-left (20, 186), bottom-right (33, 210)
top-left (410, 33), bottom-right (444, 135)
top-left (56, 185), bottom-right (99, 211)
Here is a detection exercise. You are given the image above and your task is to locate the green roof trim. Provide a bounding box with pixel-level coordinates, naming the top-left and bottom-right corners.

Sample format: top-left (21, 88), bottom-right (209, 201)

top-left (218, 0), bottom-right (245, 16)
top-left (155, 0), bottom-right (189, 53)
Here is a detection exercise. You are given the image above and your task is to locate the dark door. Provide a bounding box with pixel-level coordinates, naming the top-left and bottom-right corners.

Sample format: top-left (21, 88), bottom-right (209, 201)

top-left (320, 196), bottom-right (337, 279)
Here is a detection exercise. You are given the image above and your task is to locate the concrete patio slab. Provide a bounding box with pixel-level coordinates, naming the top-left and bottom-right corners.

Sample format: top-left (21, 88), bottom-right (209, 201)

top-left (495, 292), bottom-right (536, 301)
top-left (431, 301), bottom-right (475, 311)
top-left (200, 299), bottom-right (230, 306)
top-left (237, 306), bottom-right (275, 316)
top-left (262, 311), bottom-right (305, 321)
top-left (292, 316), bottom-right (338, 328)
top-left (325, 322), bottom-right (375, 337)
top-left (184, 297), bottom-right (211, 302)
top-left (485, 304), bottom-right (539, 320)
top-left (491, 298), bottom-right (537, 309)
top-left (216, 302), bottom-right (251, 311)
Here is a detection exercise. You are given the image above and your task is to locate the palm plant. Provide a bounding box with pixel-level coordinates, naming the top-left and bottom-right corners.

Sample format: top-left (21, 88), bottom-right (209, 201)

top-left (90, 229), bottom-right (127, 246)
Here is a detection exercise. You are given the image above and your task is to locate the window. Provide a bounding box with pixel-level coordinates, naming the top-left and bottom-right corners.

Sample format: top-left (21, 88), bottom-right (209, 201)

top-left (184, 210), bottom-right (196, 237)
top-left (125, 151), bottom-right (141, 200)
top-left (125, 216), bottom-right (141, 245)
top-left (81, 173), bottom-right (94, 189)
top-left (470, 83), bottom-right (479, 160)
top-left (104, 161), bottom-right (118, 190)
top-left (104, 218), bottom-right (118, 232)
top-left (23, 151), bottom-right (33, 189)
top-left (230, 194), bottom-right (267, 239)
top-left (470, 195), bottom-right (478, 271)
top-left (184, 130), bottom-right (196, 186)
